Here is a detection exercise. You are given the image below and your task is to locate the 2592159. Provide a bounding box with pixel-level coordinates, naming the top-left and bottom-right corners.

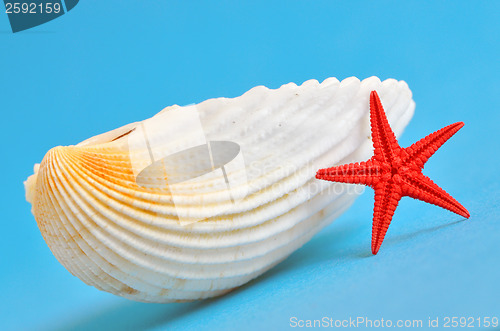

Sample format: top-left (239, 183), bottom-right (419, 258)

top-left (5, 2), bottom-right (62, 14)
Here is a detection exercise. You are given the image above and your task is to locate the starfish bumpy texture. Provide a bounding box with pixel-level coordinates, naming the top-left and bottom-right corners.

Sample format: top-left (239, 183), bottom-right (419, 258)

top-left (316, 91), bottom-right (470, 255)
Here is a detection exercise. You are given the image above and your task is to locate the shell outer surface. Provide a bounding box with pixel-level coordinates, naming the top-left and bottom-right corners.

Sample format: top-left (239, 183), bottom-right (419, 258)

top-left (24, 76), bottom-right (415, 302)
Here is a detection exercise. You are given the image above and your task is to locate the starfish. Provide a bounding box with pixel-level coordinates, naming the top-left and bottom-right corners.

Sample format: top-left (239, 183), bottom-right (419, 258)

top-left (316, 91), bottom-right (470, 255)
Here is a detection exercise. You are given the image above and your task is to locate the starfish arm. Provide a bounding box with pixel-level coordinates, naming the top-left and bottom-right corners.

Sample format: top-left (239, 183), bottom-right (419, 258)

top-left (316, 160), bottom-right (380, 187)
top-left (401, 171), bottom-right (470, 218)
top-left (370, 91), bottom-right (402, 165)
top-left (371, 180), bottom-right (402, 255)
top-left (402, 122), bottom-right (464, 169)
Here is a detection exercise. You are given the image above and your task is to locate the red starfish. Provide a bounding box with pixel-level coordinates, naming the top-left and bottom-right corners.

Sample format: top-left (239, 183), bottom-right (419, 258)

top-left (316, 91), bottom-right (470, 255)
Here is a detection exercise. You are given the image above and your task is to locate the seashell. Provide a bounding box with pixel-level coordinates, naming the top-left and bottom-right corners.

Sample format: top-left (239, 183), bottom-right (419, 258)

top-left (24, 76), bottom-right (415, 303)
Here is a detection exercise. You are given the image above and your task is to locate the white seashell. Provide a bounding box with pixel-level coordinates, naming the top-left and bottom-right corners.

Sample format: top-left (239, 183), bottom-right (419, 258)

top-left (24, 76), bottom-right (415, 303)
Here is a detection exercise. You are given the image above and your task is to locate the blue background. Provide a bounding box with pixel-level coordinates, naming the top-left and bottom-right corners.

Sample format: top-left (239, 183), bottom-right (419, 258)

top-left (1, 1), bottom-right (499, 330)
